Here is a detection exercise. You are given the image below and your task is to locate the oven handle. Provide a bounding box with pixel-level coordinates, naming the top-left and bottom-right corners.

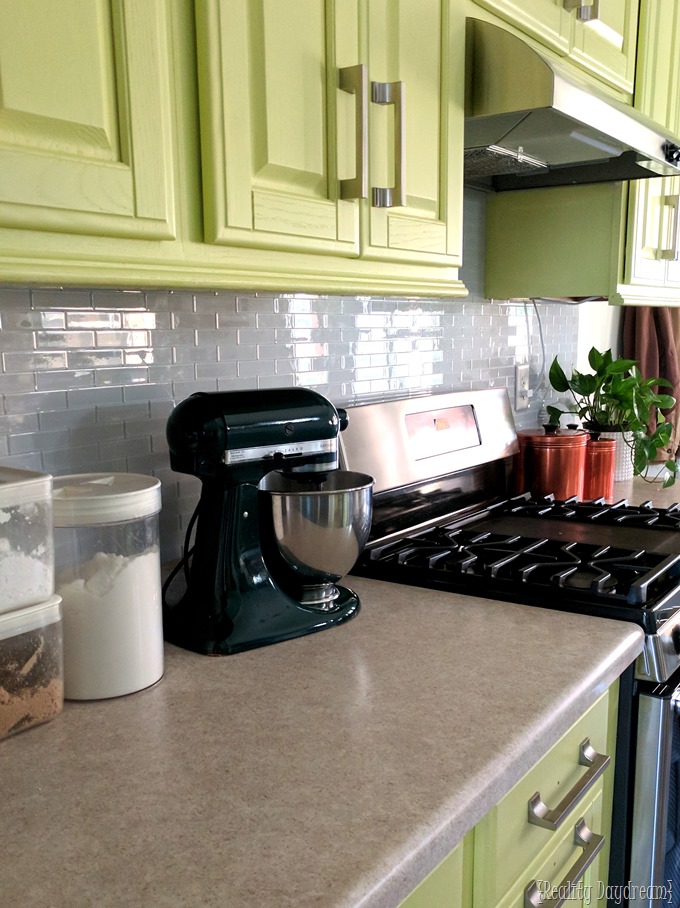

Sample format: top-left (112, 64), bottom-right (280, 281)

top-left (527, 738), bottom-right (610, 830)
top-left (524, 819), bottom-right (605, 907)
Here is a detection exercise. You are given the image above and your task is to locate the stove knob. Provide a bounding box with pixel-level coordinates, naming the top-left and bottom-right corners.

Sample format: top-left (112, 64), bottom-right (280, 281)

top-left (664, 141), bottom-right (680, 166)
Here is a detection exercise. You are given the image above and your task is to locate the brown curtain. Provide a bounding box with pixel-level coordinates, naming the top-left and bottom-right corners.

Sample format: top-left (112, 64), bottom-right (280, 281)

top-left (621, 306), bottom-right (680, 459)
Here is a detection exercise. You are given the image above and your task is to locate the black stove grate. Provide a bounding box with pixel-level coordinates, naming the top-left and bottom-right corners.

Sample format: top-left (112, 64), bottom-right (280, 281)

top-left (355, 523), bottom-right (680, 633)
top-left (492, 494), bottom-right (680, 529)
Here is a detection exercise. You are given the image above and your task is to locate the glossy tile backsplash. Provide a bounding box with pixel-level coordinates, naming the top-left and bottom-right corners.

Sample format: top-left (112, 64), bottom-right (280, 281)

top-left (0, 194), bottom-right (579, 559)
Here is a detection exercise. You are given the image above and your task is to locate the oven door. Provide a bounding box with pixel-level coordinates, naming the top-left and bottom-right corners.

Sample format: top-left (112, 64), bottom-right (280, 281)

top-left (629, 668), bottom-right (680, 905)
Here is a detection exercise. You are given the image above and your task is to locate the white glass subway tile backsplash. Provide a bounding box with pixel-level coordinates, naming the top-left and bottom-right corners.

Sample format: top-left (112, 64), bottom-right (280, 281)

top-left (0, 285), bottom-right (578, 559)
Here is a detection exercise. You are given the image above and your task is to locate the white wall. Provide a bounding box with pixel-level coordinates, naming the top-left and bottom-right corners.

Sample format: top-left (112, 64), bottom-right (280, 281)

top-left (575, 300), bottom-right (621, 372)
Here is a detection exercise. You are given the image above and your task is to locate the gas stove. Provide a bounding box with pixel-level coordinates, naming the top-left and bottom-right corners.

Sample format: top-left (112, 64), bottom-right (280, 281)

top-left (340, 389), bottom-right (680, 683)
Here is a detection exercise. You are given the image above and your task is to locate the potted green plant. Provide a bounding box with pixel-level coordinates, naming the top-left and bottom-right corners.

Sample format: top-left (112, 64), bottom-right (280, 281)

top-left (547, 346), bottom-right (677, 487)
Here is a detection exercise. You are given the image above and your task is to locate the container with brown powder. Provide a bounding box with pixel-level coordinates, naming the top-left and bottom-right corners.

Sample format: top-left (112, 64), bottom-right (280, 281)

top-left (0, 596), bottom-right (63, 741)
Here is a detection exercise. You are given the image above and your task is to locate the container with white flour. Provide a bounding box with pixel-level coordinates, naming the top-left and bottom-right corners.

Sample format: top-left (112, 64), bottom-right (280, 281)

top-left (52, 473), bottom-right (163, 700)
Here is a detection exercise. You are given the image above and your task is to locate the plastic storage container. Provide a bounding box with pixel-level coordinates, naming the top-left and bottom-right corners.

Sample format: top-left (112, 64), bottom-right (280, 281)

top-left (0, 595), bottom-right (63, 741)
top-left (52, 473), bottom-right (163, 700)
top-left (0, 467), bottom-right (54, 614)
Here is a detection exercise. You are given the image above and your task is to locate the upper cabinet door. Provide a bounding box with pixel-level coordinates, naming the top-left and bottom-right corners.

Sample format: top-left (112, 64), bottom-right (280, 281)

top-left (0, 0), bottom-right (175, 240)
top-left (469, 0), bottom-right (572, 56)
top-left (196, 0), bottom-right (360, 257)
top-left (624, 0), bottom-right (680, 294)
top-left (362, 0), bottom-right (462, 266)
top-left (568, 0), bottom-right (639, 94)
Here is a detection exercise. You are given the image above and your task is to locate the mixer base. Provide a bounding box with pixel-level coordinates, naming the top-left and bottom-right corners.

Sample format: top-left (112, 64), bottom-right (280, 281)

top-left (163, 581), bottom-right (361, 656)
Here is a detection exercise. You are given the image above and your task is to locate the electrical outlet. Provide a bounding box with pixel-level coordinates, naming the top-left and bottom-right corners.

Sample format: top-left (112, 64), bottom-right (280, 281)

top-left (515, 363), bottom-right (530, 410)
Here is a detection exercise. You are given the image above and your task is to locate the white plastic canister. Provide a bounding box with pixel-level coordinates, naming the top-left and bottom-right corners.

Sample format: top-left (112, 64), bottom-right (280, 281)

top-left (52, 473), bottom-right (163, 700)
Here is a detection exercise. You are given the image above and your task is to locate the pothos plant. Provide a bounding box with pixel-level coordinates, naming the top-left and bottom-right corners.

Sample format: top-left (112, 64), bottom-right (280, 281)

top-left (547, 346), bottom-right (677, 487)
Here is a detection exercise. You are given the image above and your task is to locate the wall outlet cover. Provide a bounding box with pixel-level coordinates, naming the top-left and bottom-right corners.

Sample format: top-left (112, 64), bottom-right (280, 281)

top-left (515, 363), bottom-right (530, 410)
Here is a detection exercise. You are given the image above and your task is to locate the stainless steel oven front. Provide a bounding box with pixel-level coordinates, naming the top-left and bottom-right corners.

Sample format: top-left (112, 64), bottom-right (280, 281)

top-left (630, 674), bottom-right (680, 905)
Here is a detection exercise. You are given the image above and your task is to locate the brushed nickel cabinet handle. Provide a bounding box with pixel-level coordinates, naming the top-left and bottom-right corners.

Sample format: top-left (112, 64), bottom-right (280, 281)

top-left (371, 80), bottom-right (406, 208)
top-left (661, 194), bottom-right (680, 262)
top-left (527, 738), bottom-right (610, 830)
top-left (524, 820), bottom-right (605, 907)
top-left (563, 0), bottom-right (600, 22)
top-left (339, 64), bottom-right (368, 200)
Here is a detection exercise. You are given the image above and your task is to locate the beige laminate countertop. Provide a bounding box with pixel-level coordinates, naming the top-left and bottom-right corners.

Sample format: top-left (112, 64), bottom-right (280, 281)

top-left (613, 474), bottom-right (680, 507)
top-left (1, 577), bottom-right (643, 908)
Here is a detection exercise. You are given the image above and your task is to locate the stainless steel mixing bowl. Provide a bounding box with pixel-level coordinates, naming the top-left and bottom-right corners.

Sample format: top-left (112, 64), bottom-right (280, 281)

top-left (259, 469), bottom-right (374, 607)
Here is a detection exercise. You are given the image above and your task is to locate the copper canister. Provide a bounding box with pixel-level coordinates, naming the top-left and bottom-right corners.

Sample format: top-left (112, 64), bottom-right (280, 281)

top-left (583, 438), bottom-right (616, 501)
top-left (519, 429), bottom-right (589, 500)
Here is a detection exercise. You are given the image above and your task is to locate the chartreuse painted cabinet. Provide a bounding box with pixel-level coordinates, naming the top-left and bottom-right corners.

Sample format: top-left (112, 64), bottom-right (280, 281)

top-left (469, 0), bottom-right (639, 94)
top-left (398, 684), bottom-right (618, 908)
top-left (195, 0), bottom-right (463, 269)
top-left (623, 0), bottom-right (680, 297)
top-left (0, 0), bottom-right (465, 296)
top-left (484, 0), bottom-right (680, 307)
top-left (0, 0), bottom-right (175, 241)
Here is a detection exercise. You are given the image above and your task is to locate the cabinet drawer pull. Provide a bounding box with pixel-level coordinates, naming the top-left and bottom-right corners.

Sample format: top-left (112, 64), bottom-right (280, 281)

top-left (527, 738), bottom-right (610, 830)
top-left (563, 0), bottom-right (600, 22)
top-left (660, 194), bottom-right (680, 262)
top-left (339, 64), bottom-right (368, 201)
top-left (371, 80), bottom-right (405, 208)
top-left (524, 819), bottom-right (605, 907)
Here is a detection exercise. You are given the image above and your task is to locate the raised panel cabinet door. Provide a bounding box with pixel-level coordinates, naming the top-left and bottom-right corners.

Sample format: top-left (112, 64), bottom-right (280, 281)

top-left (362, 0), bottom-right (462, 266)
top-left (0, 0), bottom-right (175, 240)
top-left (397, 838), bottom-right (468, 908)
top-left (635, 0), bottom-right (680, 131)
top-left (662, 176), bottom-right (680, 287)
top-left (468, 0), bottom-right (572, 56)
top-left (568, 0), bottom-right (639, 93)
top-left (622, 0), bottom-right (680, 295)
top-left (623, 178), bottom-right (668, 288)
top-left (195, 0), bottom-right (360, 256)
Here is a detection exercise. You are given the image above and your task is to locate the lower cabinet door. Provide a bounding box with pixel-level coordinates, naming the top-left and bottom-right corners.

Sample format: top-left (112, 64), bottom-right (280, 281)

top-left (398, 837), bottom-right (468, 908)
top-left (492, 788), bottom-right (608, 908)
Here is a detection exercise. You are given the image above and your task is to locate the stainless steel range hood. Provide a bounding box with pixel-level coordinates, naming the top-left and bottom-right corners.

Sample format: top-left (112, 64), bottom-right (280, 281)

top-left (465, 18), bottom-right (680, 191)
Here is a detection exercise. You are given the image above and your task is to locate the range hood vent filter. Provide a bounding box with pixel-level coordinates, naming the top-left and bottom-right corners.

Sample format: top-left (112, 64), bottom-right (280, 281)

top-left (464, 145), bottom-right (548, 178)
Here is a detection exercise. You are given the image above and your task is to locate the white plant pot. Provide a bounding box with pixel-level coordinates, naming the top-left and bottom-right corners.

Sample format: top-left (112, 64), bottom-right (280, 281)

top-left (598, 430), bottom-right (634, 482)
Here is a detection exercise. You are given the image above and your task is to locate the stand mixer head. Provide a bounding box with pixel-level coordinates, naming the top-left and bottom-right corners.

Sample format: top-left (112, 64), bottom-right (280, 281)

top-left (163, 388), bottom-right (373, 655)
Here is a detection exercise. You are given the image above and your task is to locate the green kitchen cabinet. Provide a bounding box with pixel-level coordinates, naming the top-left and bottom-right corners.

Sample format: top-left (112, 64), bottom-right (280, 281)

top-left (622, 0), bottom-right (680, 297)
top-left (194, 0), bottom-right (360, 258)
top-left (195, 0), bottom-right (463, 269)
top-left (484, 0), bottom-right (680, 306)
top-left (472, 685), bottom-right (616, 907)
top-left (0, 0), bottom-right (175, 241)
top-left (398, 684), bottom-right (618, 907)
top-left (469, 0), bottom-right (639, 94)
top-left (398, 837), bottom-right (470, 908)
top-left (0, 0), bottom-right (465, 296)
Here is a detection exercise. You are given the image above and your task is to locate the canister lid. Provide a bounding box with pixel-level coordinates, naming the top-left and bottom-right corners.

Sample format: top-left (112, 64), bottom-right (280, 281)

top-left (586, 438), bottom-right (617, 449)
top-left (0, 595), bottom-right (62, 642)
top-left (0, 467), bottom-right (52, 508)
top-left (519, 429), bottom-right (589, 448)
top-left (52, 473), bottom-right (161, 526)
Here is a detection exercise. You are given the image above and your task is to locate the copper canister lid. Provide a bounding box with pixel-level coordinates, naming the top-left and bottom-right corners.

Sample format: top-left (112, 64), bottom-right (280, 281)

top-left (519, 429), bottom-right (589, 448)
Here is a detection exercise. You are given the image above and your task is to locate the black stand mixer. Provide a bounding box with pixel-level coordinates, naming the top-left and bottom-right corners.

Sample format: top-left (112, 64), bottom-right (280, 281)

top-left (163, 388), bottom-right (373, 655)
